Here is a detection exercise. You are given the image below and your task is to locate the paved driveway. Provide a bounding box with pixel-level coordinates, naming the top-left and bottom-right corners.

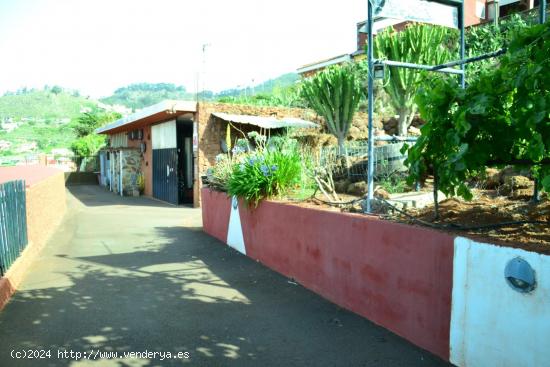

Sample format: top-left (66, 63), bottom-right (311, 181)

top-left (0, 186), bottom-right (450, 366)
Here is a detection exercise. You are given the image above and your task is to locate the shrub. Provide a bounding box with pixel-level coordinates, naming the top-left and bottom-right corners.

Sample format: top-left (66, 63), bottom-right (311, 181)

top-left (227, 148), bottom-right (302, 205)
top-left (207, 154), bottom-right (234, 192)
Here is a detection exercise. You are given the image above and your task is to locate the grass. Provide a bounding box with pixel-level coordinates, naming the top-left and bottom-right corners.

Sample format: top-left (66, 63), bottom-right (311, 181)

top-left (0, 90), bottom-right (95, 119)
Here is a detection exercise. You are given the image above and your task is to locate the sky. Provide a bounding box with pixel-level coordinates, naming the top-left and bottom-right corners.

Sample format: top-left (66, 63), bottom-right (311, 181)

top-left (0, 0), bottom-right (365, 98)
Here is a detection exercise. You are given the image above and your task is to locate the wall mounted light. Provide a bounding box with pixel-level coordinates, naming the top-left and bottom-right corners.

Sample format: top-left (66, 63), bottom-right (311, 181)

top-left (505, 257), bottom-right (536, 293)
top-left (373, 63), bottom-right (386, 79)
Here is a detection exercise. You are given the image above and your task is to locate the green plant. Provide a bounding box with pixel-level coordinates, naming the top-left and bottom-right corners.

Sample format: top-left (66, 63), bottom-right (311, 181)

top-left (373, 23), bottom-right (455, 136)
top-left (300, 64), bottom-right (362, 155)
top-left (207, 154), bottom-right (234, 191)
top-left (71, 110), bottom-right (121, 138)
top-left (70, 134), bottom-right (106, 158)
top-left (227, 137), bottom-right (302, 205)
top-left (404, 22), bottom-right (550, 204)
top-left (465, 14), bottom-right (528, 78)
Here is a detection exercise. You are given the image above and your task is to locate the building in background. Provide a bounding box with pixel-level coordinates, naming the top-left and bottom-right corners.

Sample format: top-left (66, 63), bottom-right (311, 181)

top-left (96, 100), bottom-right (318, 207)
top-left (297, 0), bottom-right (539, 76)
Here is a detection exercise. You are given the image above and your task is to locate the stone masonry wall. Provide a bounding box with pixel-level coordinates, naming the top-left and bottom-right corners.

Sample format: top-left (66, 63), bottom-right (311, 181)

top-left (193, 102), bottom-right (388, 207)
top-left (121, 149), bottom-right (142, 196)
top-left (194, 102), bottom-right (321, 206)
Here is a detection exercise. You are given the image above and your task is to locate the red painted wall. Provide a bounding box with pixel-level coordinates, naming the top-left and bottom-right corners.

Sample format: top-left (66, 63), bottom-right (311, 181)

top-left (201, 189), bottom-right (231, 244)
top-left (201, 189), bottom-right (455, 360)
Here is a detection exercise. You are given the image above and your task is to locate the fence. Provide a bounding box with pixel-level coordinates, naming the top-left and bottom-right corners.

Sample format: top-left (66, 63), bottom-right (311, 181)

top-left (319, 138), bottom-right (417, 182)
top-left (0, 180), bottom-right (28, 276)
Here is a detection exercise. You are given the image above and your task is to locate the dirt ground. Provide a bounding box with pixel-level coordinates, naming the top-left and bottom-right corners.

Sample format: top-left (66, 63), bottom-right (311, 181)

top-left (287, 189), bottom-right (550, 255)
top-left (410, 191), bottom-right (550, 254)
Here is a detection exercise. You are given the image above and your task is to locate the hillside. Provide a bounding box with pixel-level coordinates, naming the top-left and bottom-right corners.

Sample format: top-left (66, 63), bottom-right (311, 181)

top-left (100, 83), bottom-right (192, 111)
top-left (99, 74), bottom-right (300, 111)
top-left (217, 72), bottom-right (299, 98)
top-left (0, 88), bottom-right (96, 120)
top-left (0, 88), bottom-right (110, 158)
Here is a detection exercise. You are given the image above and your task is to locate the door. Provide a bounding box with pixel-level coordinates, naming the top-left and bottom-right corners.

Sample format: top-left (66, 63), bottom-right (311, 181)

top-left (152, 120), bottom-right (179, 205)
top-left (152, 149), bottom-right (178, 204)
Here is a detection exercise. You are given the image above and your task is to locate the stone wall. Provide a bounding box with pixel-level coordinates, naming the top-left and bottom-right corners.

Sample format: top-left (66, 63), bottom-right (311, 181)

top-left (127, 125), bottom-right (152, 196)
top-left (193, 101), bottom-right (390, 206)
top-left (194, 102), bottom-right (321, 206)
top-left (121, 149), bottom-right (142, 196)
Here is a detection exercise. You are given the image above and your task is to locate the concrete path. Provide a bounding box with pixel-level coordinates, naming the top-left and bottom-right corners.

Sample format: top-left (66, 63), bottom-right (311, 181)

top-left (0, 186), bottom-right (450, 367)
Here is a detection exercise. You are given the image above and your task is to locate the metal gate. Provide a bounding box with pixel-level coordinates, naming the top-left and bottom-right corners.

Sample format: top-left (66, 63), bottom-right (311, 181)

top-left (152, 148), bottom-right (178, 205)
top-left (152, 120), bottom-right (179, 205)
top-left (0, 180), bottom-right (28, 276)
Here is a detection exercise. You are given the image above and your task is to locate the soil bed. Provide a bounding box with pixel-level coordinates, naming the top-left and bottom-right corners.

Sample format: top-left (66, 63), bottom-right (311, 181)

top-left (284, 189), bottom-right (550, 255)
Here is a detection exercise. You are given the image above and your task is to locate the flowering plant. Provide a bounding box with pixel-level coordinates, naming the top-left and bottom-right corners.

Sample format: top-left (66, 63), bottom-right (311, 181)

top-left (226, 134), bottom-right (302, 205)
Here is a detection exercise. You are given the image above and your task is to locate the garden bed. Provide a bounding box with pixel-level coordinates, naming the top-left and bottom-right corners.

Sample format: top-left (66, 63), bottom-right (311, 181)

top-left (290, 189), bottom-right (549, 253)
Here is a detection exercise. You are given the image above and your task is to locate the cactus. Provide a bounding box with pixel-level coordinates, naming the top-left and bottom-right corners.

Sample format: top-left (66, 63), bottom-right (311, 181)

top-left (374, 24), bottom-right (454, 135)
top-left (300, 64), bottom-right (362, 156)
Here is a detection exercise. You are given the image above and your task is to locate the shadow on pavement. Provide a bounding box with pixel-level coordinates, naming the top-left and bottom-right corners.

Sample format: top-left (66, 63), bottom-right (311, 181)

top-left (0, 186), bottom-right (451, 367)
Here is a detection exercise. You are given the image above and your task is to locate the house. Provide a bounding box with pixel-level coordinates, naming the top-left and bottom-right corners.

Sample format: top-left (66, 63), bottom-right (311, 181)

top-left (95, 100), bottom-right (318, 207)
top-left (298, 0), bottom-right (540, 76)
top-left (0, 140), bottom-right (11, 151)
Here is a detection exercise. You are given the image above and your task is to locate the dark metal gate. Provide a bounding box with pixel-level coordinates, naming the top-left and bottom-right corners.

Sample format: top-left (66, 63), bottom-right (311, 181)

top-left (152, 148), bottom-right (178, 205)
top-left (0, 180), bottom-right (28, 276)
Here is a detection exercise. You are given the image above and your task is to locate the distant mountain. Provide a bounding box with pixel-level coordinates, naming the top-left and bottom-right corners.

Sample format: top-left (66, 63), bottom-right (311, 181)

top-left (0, 87), bottom-right (111, 156)
top-left (99, 74), bottom-right (300, 111)
top-left (0, 88), bottom-right (96, 120)
top-left (100, 83), bottom-right (192, 111)
top-left (217, 73), bottom-right (299, 98)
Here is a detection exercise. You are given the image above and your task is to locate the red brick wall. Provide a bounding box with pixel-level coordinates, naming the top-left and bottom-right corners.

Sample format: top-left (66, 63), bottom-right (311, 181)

top-left (25, 170), bottom-right (66, 250)
top-left (0, 168), bottom-right (66, 310)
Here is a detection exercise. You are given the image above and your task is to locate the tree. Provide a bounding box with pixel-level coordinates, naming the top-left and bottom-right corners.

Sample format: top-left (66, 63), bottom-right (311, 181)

top-left (405, 21), bottom-right (550, 206)
top-left (50, 86), bottom-right (62, 95)
top-left (373, 24), bottom-right (455, 136)
top-left (300, 65), bottom-right (362, 155)
top-left (70, 134), bottom-right (106, 157)
top-left (71, 110), bottom-right (121, 138)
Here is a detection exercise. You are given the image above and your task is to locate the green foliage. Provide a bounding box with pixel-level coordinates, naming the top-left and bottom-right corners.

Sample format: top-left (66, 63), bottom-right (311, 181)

top-left (465, 14), bottom-right (528, 78)
top-left (0, 89), bottom-right (95, 119)
top-left (71, 110), bottom-right (121, 138)
top-left (100, 83), bottom-right (190, 111)
top-left (70, 134), bottom-right (106, 157)
top-left (207, 154), bottom-right (234, 192)
top-left (210, 133), bottom-right (303, 205)
top-left (228, 148), bottom-right (302, 205)
top-left (300, 64), bottom-right (362, 154)
top-left (405, 21), bottom-right (550, 198)
top-left (216, 84), bottom-right (303, 108)
top-left (373, 23), bottom-right (455, 136)
top-left (0, 123), bottom-right (76, 154)
top-left (217, 73), bottom-right (299, 99)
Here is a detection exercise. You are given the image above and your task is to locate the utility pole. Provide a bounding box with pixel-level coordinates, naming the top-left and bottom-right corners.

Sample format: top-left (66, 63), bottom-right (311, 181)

top-left (200, 43), bottom-right (211, 101)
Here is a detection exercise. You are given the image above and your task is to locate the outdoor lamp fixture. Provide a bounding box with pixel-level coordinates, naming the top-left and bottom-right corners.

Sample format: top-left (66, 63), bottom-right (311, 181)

top-left (504, 257), bottom-right (536, 293)
top-left (373, 63), bottom-right (386, 79)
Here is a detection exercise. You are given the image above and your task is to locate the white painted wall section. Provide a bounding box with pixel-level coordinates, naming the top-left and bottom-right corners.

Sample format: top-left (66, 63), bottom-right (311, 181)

top-left (450, 237), bottom-right (550, 367)
top-left (227, 196), bottom-right (246, 255)
top-left (152, 120), bottom-right (177, 149)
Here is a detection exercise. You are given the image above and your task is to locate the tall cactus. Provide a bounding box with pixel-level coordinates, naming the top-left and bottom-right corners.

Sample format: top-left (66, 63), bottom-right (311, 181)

top-left (374, 24), bottom-right (454, 135)
top-left (300, 64), bottom-right (362, 155)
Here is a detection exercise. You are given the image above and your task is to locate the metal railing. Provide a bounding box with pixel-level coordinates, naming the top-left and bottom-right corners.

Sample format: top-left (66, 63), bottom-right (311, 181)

top-left (0, 180), bottom-right (28, 276)
top-left (319, 137), bottom-right (417, 181)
